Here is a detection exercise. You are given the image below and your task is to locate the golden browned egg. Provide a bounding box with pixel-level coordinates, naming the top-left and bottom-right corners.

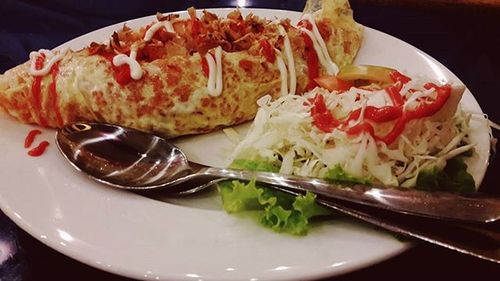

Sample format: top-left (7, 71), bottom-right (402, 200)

top-left (0, 0), bottom-right (363, 138)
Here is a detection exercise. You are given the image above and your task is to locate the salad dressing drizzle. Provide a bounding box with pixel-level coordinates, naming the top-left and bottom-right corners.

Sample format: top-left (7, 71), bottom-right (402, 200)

top-left (29, 48), bottom-right (69, 77)
top-left (205, 46), bottom-right (223, 97)
top-left (274, 49), bottom-right (289, 96)
top-left (277, 25), bottom-right (297, 95)
top-left (112, 45), bottom-right (143, 81)
top-left (301, 14), bottom-right (339, 74)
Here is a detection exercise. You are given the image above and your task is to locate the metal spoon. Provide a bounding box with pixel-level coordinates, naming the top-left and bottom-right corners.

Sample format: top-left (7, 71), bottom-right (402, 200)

top-left (56, 122), bottom-right (500, 223)
top-left (55, 122), bottom-right (500, 263)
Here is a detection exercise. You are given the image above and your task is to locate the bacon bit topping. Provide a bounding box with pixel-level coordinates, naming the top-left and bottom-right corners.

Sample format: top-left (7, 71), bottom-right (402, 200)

top-left (201, 10), bottom-right (219, 23)
top-left (87, 42), bottom-right (109, 56)
top-left (260, 40), bottom-right (275, 63)
top-left (156, 12), bottom-right (179, 22)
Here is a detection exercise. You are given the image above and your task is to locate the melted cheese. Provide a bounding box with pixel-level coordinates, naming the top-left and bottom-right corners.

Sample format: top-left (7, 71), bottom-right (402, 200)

top-left (277, 25), bottom-right (296, 95)
top-left (206, 46), bottom-right (223, 97)
top-left (29, 48), bottom-right (69, 76)
top-left (301, 14), bottom-right (339, 75)
top-left (112, 46), bottom-right (143, 80)
top-left (144, 21), bottom-right (175, 42)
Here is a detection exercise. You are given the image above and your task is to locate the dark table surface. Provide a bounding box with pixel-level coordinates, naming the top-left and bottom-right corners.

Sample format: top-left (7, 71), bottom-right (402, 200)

top-left (1, 0), bottom-right (500, 280)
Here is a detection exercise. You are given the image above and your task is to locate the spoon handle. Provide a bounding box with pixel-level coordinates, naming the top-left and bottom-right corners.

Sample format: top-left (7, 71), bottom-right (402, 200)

top-left (198, 167), bottom-right (500, 223)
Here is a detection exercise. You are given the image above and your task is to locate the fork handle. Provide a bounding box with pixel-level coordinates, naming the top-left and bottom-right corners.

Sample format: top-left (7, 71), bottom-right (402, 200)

top-left (271, 184), bottom-right (500, 264)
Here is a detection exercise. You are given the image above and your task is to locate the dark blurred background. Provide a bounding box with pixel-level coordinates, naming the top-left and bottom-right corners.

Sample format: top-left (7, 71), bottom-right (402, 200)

top-left (0, 0), bottom-right (499, 280)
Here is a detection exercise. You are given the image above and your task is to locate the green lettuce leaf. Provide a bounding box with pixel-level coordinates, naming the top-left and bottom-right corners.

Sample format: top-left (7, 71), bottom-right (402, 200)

top-left (219, 159), bottom-right (332, 235)
top-left (229, 159), bottom-right (280, 173)
top-left (416, 156), bottom-right (475, 193)
top-left (324, 165), bottom-right (372, 185)
top-left (218, 179), bottom-right (331, 235)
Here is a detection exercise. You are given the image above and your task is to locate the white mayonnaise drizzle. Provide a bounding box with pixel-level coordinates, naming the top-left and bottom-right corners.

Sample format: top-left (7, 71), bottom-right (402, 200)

top-left (301, 14), bottom-right (339, 75)
top-left (206, 46), bottom-right (223, 96)
top-left (112, 45), bottom-right (143, 80)
top-left (300, 28), bottom-right (338, 75)
top-left (144, 21), bottom-right (175, 42)
top-left (274, 49), bottom-right (289, 96)
top-left (277, 25), bottom-right (296, 95)
top-left (29, 47), bottom-right (69, 76)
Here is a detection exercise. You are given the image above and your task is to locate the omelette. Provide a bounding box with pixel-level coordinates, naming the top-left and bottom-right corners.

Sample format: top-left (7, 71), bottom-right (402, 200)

top-left (0, 0), bottom-right (363, 138)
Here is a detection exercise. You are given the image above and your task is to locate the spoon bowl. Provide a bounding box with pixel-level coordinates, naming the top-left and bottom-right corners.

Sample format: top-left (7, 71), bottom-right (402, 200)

top-left (56, 122), bottom-right (194, 189)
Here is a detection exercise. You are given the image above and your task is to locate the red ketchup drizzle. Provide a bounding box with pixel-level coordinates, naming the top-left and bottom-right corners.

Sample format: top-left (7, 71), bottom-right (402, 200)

top-left (201, 56), bottom-right (209, 77)
top-left (24, 129), bottom-right (42, 148)
top-left (310, 94), bottom-right (338, 132)
top-left (48, 62), bottom-right (64, 126)
top-left (301, 32), bottom-right (319, 91)
top-left (31, 54), bottom-right (48, 126)
top-left (28, 141), bottom-right (50, 157)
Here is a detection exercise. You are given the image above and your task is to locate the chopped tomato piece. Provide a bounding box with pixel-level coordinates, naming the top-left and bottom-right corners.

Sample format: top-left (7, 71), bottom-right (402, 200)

top-left (314, 75), bottom-right (353, 92)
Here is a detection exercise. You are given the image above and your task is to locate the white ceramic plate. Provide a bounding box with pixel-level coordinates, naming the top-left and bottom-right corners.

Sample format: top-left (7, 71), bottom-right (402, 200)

top-left (0, 8), bottom-right (491, 281)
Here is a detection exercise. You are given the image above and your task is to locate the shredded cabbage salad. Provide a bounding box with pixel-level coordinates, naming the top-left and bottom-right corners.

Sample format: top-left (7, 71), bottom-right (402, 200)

top-left (219, 73), bottom-right (477, 235)
top-left (226, 76), bottom-right (475, 188)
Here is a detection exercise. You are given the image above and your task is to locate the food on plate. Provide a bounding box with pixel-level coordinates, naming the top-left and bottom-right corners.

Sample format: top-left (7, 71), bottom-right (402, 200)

top-left (220, 66), bottom-right (476, 234)
top-left (0, 0), bottom-right (363, 138)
